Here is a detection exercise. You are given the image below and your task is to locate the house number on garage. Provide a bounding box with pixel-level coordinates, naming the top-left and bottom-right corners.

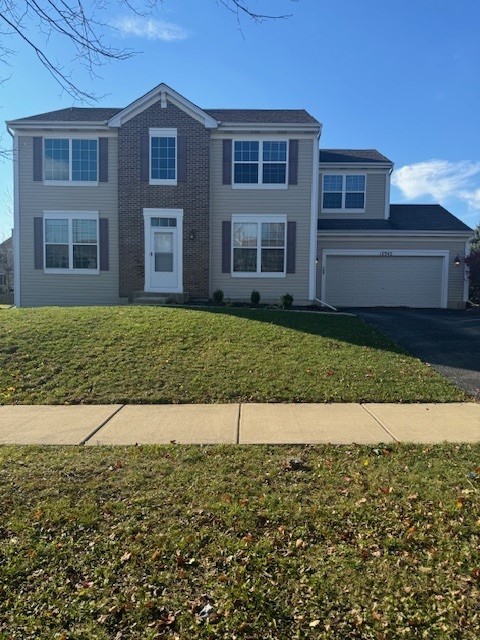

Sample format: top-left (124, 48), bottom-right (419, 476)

top-left (379, 251), bottom-right (393, 256)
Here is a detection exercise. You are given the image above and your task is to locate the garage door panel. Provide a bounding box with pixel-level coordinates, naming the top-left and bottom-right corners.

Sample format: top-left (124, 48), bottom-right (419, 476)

top-left (325, 255), bottom-right (444, 308)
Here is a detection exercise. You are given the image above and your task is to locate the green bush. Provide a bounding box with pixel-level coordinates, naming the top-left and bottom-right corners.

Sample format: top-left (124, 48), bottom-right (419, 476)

top-left (281, 293), bottom-right (294, 309)
top-left (212, 289), bottom-right (224, 305)
top-left (250, 289), bottom-right (261, 306)
top-left (465, 251), bottom-right (480, 303)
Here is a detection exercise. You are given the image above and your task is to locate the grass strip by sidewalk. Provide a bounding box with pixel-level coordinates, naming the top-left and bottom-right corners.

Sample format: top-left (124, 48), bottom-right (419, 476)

top-left (1, 444), bottom-right (479, 638)
top-left (0, 306), bottom-right (466, 404)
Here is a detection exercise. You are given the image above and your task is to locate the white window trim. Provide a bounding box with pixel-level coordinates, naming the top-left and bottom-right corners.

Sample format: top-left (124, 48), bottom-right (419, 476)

top-left (231, 214), bottom-right (287, 278)
top-left (143, 208), bottom-right (183, 293)
top-left (149, 127), bottom-right (177, 186)
top-left (321, 249), bottom-right (449, 309)
top-left (321, 172), bottom-right (367, 213)
top-left (232, 137), bottom-right (289, 190)
top-left (43, 211), bottom-right (100, 275)
top-left (43, 137), bottom-right (99, 186)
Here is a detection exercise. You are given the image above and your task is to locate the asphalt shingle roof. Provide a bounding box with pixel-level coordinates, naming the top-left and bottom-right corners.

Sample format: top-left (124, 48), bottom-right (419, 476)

top-left (318, 205), bottom-right (472, 233)
top-left (320, 149), bottom-right (393, 164)
top-left (10, 106), bottom-right (319, 126)
top-left (205, 109), bottom-right (319, 124)
top-left (11, 107), bottom-right (122, 123)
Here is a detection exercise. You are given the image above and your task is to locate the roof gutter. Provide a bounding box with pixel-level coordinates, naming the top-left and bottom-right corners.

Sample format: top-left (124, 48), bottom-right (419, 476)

top-left (6, 121), bottom-right (114, 132)
top-left (317, 229), bottom-right (473, 237)
top-left (319, 162), bottom-right (393, 170)
top-left (217, 122), bottom-right (321, 133)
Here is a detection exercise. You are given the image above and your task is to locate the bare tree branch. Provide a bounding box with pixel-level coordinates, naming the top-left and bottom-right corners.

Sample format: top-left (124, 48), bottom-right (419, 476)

top-left (0, 0), bottom-right (296, 103)
top-left (216, 0), bottom-right (295, 22)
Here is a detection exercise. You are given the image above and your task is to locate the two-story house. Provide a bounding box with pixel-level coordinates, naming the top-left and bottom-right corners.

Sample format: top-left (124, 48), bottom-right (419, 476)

top-left (6, 83), bottom-right (472, 309)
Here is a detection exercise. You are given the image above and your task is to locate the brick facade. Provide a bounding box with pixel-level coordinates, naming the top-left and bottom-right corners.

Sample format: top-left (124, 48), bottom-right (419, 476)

top-left (118, 100), bottom-right (211, 299)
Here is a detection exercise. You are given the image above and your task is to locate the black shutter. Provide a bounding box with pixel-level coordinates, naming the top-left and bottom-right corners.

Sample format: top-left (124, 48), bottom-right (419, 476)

top-left (99, 138), bottom-right (108, 182)
top-left (286, 221), bottom-right (296, 274)
top-left (33, 137), bottom-right (43, 182)
top-left (99, 218), bottom-right (109, 271)
top-left (177, 135), bottom-right (187, 182)
top-left (140, 134), bottom-right (149, 181)
top-left (222, 139), bottom-right (232, 185)
top-left (34, 217), bottom-right (43, 269)
top-left (222, 221), bottom-right (231, 273)
top-left (288, 139), bottom-right (299, 185)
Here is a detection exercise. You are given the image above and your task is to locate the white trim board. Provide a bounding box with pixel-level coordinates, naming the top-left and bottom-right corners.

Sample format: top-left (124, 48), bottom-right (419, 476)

top-left (308, 134), bottom-right (320, 300)
top-left (321, 249), bottom-right (449, 309)
top-left (12, 131), bottom-right (20, 306)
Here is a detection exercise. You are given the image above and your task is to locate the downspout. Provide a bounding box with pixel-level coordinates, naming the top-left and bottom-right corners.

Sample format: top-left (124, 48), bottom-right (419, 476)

top-left (6, 124), bottom-right (20, 307)
top-left (314, 297), bottom-right (337, 312)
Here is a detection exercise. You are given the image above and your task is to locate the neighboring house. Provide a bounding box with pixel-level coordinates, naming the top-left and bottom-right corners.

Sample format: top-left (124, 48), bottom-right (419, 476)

top-left (6, 83), bottom-right (472, 309)
top-left (0, 236), bottom-right (13, 303)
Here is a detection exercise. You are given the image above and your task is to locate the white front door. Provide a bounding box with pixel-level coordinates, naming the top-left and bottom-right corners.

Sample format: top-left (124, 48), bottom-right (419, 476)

top-left (144, 210), bottom-right (183, 292)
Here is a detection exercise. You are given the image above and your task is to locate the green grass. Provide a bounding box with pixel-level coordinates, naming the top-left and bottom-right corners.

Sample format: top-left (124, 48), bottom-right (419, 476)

top-left (0, 306), bottom-right (465, 404)
top-left (1, 444), bottom-right (480, 638)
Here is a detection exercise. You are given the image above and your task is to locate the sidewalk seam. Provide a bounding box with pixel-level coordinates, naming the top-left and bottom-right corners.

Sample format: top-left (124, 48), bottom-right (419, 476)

top-left (80, 405), bottom-right (125, 446)
top-left (236, 403), bottom-right (242, 444)
top-left (360, 404), bottom-right (399, 443)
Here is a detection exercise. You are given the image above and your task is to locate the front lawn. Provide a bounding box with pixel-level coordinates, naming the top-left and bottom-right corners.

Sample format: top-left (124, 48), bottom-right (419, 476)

top-left (0, 306), bottom-right (465, 404)
top-left (1, 444), bottom-right (479, 638)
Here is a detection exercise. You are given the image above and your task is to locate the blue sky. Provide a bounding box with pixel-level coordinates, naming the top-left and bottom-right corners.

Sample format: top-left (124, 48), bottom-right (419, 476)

top-left (1, 0), bottom-right (480, 237)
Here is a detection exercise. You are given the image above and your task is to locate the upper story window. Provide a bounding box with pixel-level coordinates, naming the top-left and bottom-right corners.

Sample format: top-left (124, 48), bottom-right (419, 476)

top-left (150, 128), bottom-right (177, 185)
top-left (44, 212), bottom-right (99, 273)
top-left (232, 215), bottom-right (286, 276)
top-left (322, 174), bottom-right (366, 210)
top-left (44, 138), bottom-right (98, 183)
top-left (233, 140), bottom-right (287, 187)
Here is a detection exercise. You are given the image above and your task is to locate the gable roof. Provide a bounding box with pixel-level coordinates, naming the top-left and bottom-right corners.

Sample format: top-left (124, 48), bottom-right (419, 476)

top-left (205, 109), bottom-right (318, 125)
top-left (0, 236), bottom-right (13, 252)
top-left (7, 86), bottom-right (320, 129)
top-left (107, 83), bottom-right (219, 129)
top-left (318, 205), bottom-right (472, 233)
top-left (320, 149), bottom-right (393, 164)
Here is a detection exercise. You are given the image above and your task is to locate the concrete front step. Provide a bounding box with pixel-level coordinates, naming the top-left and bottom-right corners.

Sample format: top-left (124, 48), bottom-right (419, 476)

top-left (133, 296), bottom-right (169, 305)
top-left (131, 291), bottom-right (190, 305)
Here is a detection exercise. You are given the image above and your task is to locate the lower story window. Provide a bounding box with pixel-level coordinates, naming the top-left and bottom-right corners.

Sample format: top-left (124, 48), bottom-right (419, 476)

top-left (232, 215), bottom-right (286, 276)
top-left (44, 212), bottom-right (99, 272)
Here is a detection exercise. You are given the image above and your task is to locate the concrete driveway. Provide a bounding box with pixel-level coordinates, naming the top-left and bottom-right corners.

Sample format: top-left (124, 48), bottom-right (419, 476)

top-left (350, 308), bottom-right (480, 399)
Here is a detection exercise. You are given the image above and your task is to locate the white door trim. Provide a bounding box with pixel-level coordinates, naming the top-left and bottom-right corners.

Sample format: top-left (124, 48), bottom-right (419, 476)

top-left (321, 249), bottom-right (449, 309)
top-left (143, 208), bottom-right (183, 293)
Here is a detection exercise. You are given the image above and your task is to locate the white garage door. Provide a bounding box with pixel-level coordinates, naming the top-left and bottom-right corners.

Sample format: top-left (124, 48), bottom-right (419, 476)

top-left (323, 253), bottom-right (447, 308)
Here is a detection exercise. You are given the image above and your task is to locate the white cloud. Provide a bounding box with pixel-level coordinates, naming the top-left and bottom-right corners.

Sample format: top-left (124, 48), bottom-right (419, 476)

top-left (112, 17), bottom-right (189, 41)
top-left (459, 188), bottom-right (480, 210)
top-left (392, 160), bottom-right (480, 211)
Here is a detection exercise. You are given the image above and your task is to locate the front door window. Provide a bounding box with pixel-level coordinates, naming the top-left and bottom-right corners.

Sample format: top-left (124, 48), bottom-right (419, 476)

top-left (154, 232), bottom-right (174, 273)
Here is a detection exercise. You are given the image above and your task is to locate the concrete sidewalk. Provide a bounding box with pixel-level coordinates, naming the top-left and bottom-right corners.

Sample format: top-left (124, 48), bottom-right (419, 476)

top-left (0, 402), bottom-right (479, 445)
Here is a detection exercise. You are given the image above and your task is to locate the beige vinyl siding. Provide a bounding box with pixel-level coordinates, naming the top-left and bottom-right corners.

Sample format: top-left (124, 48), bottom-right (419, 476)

top-left (316, 236), bottom-right (468, 308)
top-left (210, 137), bottom-right (315, 304)
top-left (319, 171), bottom-right (387, 219)
top-left (17, 134), bottom-right (122, 306)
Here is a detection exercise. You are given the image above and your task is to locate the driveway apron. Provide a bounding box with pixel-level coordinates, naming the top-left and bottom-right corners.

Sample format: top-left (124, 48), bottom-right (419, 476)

top-left (351, 309), bottom-right (480, 399)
